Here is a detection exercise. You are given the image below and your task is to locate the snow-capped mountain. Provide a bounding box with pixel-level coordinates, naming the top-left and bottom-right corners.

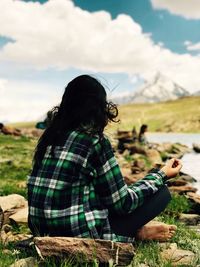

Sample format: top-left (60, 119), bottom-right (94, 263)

top-left (110, 73), bottom-right (190, 104)
top-left (132, 73), bottom-right (190, 103)
top-left (193, 90), bottom-right (200, 96)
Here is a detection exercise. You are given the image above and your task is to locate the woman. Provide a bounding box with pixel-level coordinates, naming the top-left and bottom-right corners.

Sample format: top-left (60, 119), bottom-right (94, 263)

top-left (138, 124), bottom-right (148, 145)
top-left (28, 75), bottom-right (181, 242)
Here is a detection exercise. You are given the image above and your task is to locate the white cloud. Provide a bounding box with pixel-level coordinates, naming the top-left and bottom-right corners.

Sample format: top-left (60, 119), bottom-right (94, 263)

top-left (0, 78), bottom-right (61, 122)
top-left (185, 41), bottom-right (200, 52)
top-left (151, 0), bottom-right (200, 19)
top-left (0, 0), bottom-right (200, 104)
top-left (0, 78), bottom-right (7, 94)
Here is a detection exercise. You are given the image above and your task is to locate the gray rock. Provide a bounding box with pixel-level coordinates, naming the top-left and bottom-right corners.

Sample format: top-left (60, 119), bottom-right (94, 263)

top-left (145, 149), bottom-right (162, 165)
top-left (186, 192), bottom-right (200, 213)
top-left (188, 224), bottom-right (200, 234)
top-left (9, 207), bottom-right (28, 224)
top-left (178, 213), bottom-right (200, 225)
top-left (161, 246), bottom-right (196, 266)
top-left (169, 185), bottom-right (197, 194)
top-left (10, 257), bottom-right (37, 267)
top-left (0, 194), bottom-right (27, 212)
top-left (180, 173), bottom-right (197, 183)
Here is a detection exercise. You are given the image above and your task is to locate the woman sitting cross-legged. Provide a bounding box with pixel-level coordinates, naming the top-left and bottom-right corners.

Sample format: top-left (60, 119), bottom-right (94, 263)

top-left (27, 75), bottom-right (181, 243)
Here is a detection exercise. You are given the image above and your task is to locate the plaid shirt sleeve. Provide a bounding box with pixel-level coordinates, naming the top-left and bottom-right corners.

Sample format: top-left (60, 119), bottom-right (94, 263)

top-left (91, 136), bottom-right (165, 215)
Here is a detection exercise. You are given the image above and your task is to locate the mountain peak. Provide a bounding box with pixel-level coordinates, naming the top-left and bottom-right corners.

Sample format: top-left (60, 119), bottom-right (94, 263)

top-left (132, 72), bottom-right (190, 103)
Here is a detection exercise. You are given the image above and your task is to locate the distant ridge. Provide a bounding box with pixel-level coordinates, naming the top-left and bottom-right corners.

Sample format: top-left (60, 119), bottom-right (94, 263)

top-left (193, 90), bottom-right (200, 96)
top-left (107, 96), bottom-right (200, 133)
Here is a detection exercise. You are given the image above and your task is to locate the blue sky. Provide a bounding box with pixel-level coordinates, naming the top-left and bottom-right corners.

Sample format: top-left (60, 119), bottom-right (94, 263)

top-left (0, 0), bottom-right (200, 122)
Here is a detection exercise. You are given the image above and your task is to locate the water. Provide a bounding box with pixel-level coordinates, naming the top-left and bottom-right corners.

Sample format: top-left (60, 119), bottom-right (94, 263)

top-left (147, 133), bottom-right (200, 192)
top-left (147, 133), bottom-right (200, 148)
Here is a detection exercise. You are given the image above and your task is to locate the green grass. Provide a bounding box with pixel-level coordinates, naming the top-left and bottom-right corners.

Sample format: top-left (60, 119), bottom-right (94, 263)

top-left (8, 121), bottom-right (36, 129)
top-left (162, 193), bottom-right (192, 217)
top-left (0, 135), bottom-right (36, 198)
top-left (0, 131), bottom-right (200, 266)
top-left (7, 96), bottom-right (200, 135)
top-left (106, 96), bottom-right (200, 134)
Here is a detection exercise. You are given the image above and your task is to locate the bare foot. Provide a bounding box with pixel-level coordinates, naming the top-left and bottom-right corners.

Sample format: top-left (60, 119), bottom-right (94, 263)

top-left (136, 221), bottom-right (177, 242)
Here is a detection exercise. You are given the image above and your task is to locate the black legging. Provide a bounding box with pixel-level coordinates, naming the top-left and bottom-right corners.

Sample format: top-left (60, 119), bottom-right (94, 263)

top-left (109, 185), bottom-right (171, 237)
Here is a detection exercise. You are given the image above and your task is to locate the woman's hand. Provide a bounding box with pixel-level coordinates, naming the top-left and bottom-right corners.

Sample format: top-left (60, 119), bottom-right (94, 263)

top-left (161, 158), bottom-right (182, 179)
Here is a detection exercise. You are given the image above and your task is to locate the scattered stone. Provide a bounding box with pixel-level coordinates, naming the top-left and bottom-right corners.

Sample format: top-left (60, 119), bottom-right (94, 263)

top-left (1, 230), bottom-right (32, 245)
top-left (121, 168), bottom-right (138, 185)
top-left (171, 143), bottom-right (190, 157)
top-left (132, 153), bottom-right (145, 161)
top-left (0, 194), bottom-right (27, 212)
top-left (120, 167), bottom-right (147, 185)
top-left (117, 137), bottom-right (133, 153)
top-left (186, 192), bottom-right (200, 213)
top-left (115, 154), bottom-right (130, 168)
top-left (160, 242), bottom-right (177, 251)
top-left (131, 159), bottom-right (147, 174)
top-left (2, 223), bottom-right (12, 233)
top-left (10, 257), bottom-right (37, 267)
top-left (160, 244), bottom-right (196, 266)
top-left (167, 179), bottom-right (188, 187)
top-left (16, 181), bottom-right (27, 189)
top-left (187, 192), bottom-right (200, 203)
top-left (132, 159), bottom-right (146, 170)
top-left (157, 142), bottom-right (190, 160)
top-left (131, 166), bottom-right (141, 174)
top-left (178, 213), bottom-right (200, 225)
top-left (20, 128), bottom-right (43, 138)
top-left (116, 130), bottom-right (133, 140)
top-left (145, 149), bottom-right (162, 165)
top-left (3, 249), bottom-right (12, 255)
top-left (3, 209), bottom-right (17, 225)
top-left (188, 224), bottom-right (200, 234)
top-left (132, 172), bottom-right (148, 182)
top-left (157, 142), bottom-right (173, 153)
top-left (124, 144), bottom-right (146, 155)
top-left (168, 185), bottom-right (197, 194)
top-left (1, 224), bottom-right (31, 245)
top-left (193, 143), bottom-right (200, 153)
top-left (179, 172), bottom-right (197, 183)
top-left (122, 149), bottom-right (131, 158)
top-left (9, 207), bottom-right (28, 225)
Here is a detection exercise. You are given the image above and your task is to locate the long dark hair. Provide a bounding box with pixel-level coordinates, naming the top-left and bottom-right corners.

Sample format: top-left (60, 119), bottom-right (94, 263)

top-left (139, 124), bottom-right (148, 138)
top-left (34, 75), bottom-right (118, 166)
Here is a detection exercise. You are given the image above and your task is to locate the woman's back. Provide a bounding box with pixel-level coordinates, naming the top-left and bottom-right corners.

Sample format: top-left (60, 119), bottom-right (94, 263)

top-left (28, 131), bottom-right (98, 236)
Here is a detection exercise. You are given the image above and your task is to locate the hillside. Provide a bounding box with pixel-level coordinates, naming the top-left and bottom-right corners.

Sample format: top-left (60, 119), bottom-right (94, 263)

top-left (7, 96), bottom-right (200, 134)
top-left (106, 96), bottom-right (200, 133)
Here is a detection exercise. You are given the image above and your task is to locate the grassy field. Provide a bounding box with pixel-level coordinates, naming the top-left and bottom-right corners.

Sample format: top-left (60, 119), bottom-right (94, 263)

top-left (8, 96), bottom-right (200, 135)
top-left (0, 134), bottom-right (200, 266)
top-left (106, 96), bottom-right (200, 134)
top-left (0, 135), bottom-right (36, 198)
top-left (8, 121), bottom-right (36, 129)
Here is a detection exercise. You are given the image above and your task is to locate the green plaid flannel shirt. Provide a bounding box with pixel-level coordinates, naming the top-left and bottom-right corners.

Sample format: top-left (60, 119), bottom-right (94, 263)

top-left (28, 130), bottom-right (165, 242)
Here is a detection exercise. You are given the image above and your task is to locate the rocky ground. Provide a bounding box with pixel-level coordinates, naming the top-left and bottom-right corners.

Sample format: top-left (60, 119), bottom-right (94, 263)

top-left (0, 131), bottom-right (200, 266)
